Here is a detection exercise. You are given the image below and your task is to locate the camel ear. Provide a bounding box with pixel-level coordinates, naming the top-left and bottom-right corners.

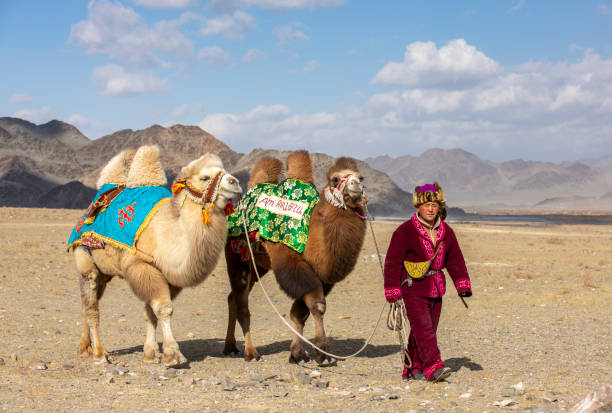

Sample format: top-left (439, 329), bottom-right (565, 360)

top-left (126, 145), bottom-right (167, 188)
top-left (286, 150), bottom-right (313, 183)
top-left (181, 153), bottom-right (224, 177)
top-left (96, 148), bottom-right (136, 189)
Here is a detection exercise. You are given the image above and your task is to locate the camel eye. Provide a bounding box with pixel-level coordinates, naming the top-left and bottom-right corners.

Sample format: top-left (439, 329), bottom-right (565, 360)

top-left (331, 177), bottom-right (339, 186)
top-left (358, 176), bottom-right (364, 182)
top-left (201, 176), bottom-right (210, 182)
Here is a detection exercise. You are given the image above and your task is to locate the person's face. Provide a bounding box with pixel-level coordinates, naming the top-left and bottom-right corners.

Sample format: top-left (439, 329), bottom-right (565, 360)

top-left (417, 201), bottom-right (440, 225)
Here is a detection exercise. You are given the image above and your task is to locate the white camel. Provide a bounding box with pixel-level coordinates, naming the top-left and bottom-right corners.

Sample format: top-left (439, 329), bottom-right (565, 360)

top-left (70, 145), bottom-right (241, 366)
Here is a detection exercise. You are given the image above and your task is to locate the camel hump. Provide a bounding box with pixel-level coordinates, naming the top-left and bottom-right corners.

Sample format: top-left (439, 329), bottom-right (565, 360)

top-left (286, 150), bottom-right (313, 183)
top-left (126, 145), bottom-right (167, 188)
top-left (248, 157), bottom-right (283, 189)
top-left (96, 148), bottom-right (137, 189)
top-left (327, 156), bottom-right (360, 180)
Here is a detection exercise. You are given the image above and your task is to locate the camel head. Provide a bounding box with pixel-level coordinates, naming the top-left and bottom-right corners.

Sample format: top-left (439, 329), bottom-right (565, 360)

top-left (324, 157), bottom-right (364, 209)
top-left (177, 153), bottom-right (242, 211)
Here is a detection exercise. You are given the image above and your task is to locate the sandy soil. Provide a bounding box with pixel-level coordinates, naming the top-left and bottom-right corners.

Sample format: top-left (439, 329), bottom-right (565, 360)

top-left (0, 207), bottom-right (610, 412)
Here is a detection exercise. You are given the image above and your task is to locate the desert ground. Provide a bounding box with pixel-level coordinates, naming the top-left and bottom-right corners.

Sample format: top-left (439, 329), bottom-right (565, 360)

top-left (0, 207), bottom-right (610, 412)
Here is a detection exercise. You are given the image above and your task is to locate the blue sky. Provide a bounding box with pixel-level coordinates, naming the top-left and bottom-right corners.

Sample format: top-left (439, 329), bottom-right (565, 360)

top-left (1, 0), bottom-right (612, 162)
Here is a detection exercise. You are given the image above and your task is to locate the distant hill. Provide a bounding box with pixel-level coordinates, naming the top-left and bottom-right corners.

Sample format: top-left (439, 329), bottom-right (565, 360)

top-left (366, 149), bottom-right (612, 211)
top-left (0, 118), bottom-right (416, 216)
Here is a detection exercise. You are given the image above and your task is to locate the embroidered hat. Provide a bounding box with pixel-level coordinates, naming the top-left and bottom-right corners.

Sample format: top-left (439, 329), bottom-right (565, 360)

top-left (412, 181), bottom-right (446, 208)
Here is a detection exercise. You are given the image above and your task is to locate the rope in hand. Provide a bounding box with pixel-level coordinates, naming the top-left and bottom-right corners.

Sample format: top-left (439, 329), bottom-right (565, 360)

top-left (239, 201), bottom-right (389, 361)
top-left (363, 203), bottom-right (412, 371)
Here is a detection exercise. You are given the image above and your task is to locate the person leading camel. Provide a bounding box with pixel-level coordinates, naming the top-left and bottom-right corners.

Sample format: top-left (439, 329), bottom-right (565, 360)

top-left (383, 182), bottom-right (472, 382)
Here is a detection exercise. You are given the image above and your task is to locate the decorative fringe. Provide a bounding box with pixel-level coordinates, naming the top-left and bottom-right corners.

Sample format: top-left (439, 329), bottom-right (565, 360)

top-left (224, 201), bottom-right (234, 216)
top-left (201, 204), bottom-right (214, 225)
top-left (171, 179), bottom-right (186, 195)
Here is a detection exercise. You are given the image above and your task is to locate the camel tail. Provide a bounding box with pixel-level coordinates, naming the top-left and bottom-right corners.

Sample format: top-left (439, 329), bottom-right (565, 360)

top-left (248, 157), bottom-right (284, 189)
top-left (126, 145), bottom-right (167, 188)
top-left (96, 148), bottom-right (137, 189)
top-left (286, 150), bottom-right (313, 184)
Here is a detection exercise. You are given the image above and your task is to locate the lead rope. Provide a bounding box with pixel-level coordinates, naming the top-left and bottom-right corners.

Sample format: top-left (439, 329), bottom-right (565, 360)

top-left (363, 203), bottom-right (412, 372)
top-left (239, 202), bottom-right (388, 360)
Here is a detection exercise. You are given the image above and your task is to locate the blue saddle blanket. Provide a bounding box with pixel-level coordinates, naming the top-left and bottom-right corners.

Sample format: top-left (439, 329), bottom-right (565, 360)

top-left (67, 184), bottom-right (171, 252)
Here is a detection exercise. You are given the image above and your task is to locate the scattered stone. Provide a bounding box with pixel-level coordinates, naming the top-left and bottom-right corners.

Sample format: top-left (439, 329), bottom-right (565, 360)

top-left (358, 386), bottom-right (370, 393)
top-left (62, 363), bottom-right (74, 370)
top-left (386, 393), bottom-right (399, 400)
top-left (512, 382), bottom-right (526, 395)
top-left (186, 332), bottom-right (195, 339)
top-left (543, 393), bottom-right (558, 403)
top-left (27, 359), bottom-right (47, 370)
top-left (103, 364), bottom-right (126, 376)
top-left (570, 384), bottom-right (612, 413)
top-left (10, 353), bottom-right (18, 362)
top-left (298, 373), bottom-right (312, 385)
top-left (222, 377), bottom-right (236, 391)
top-left (273, 392), bottom-right (289, 398)
top-left (264, 374), bottom-right (279, 381)
top-left (493, 399), bottom-right (516, 407)
top-left (0, 358), bottom-right (5, 366)
top-left (105, 376), bottom-right (115, 384)
top-left (524, 404), bottom-right (552, 413)
top-left (459, 393), bottom-right (472, 399)
top-left (309, 370), bottom-right (321, 379)
top-left (164, 368), bottom-right (179, 379)
top-left (127, 371), bottom-right (139, 377)
top-left (314, 379), bottom-right (329, 388)
top-left (248, 376), bottom-right (264, 383)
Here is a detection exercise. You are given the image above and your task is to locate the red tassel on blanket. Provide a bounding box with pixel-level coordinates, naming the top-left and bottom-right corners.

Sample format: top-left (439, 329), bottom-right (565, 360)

top-left (224, 201), bottom-right (234, 216)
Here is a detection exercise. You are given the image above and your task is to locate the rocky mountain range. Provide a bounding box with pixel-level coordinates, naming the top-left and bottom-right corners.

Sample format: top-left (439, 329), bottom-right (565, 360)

top-left (366, 149), bottom-right (612, 211)
top-left (0, 117), bottom-right (417, 217)
top-left (2, 116), bottom-right (611, 213)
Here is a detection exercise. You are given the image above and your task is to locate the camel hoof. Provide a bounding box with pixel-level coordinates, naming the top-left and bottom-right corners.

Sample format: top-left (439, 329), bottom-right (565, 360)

top-left (93, 355), bottom-right (109, 365)
top-left (77, 345), bottom-right (93, 357)
top-left (143, 353), bottom-right (161, 364)
top-left (163, 351), bottom-right (187, 367)
top-left (289, 350), bottom-right (309, 364)
top-left (244, 347), bottom-right (261, 362)
top-left (223, 343), bottom-right (240, 356)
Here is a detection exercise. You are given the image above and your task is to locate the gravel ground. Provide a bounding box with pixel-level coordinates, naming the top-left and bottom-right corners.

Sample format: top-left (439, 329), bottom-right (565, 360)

top-left (0, 207), bottom-right (610, 412)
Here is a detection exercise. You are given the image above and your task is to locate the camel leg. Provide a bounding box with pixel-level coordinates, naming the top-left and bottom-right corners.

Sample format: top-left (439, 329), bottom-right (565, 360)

top-left (77, 270), bottom-right (110, 363)
top-left (142, 304), bottom-right (160, 363)
top-left (288, 299), bottom-right (310, 364)
top-left (303, 287), bottom-right (331, 365)
top-left (236, 269), bottom-right (260, 361)
top-left (126, 262), bottom-right (186, 367)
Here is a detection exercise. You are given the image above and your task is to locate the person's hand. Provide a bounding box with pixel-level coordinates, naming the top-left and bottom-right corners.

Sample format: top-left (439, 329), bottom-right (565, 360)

top-left (384, 286), bottom-right (403, 303)
top-left (458, 289), bottom-right (472, 298)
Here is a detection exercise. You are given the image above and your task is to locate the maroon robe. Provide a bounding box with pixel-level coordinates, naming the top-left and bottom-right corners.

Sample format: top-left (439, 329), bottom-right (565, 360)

top-left (383, 214), bottom-right (471, 377)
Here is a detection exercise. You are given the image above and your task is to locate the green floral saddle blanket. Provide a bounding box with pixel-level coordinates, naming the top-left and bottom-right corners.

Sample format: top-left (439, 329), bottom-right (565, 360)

top-left (227, 179), bottom-right (319, 253)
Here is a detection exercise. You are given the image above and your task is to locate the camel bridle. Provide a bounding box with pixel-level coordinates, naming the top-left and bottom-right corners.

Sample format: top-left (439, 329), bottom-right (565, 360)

top-left (324, 173), bottom-right (362, 210)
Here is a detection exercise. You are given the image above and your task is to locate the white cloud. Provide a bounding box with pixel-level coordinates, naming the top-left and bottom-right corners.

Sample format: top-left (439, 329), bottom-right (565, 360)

top-left (69, 0), bottom-right (193, 66)
top-left (508, 0), bottom-right (526, 13)
top-left (276, 22), bottom-right (309, 41)
top-left (303, 60), bottom-right (319, 72)
top-left (242, 48), bottom-right (266, 63)
top-left (200, 11), bottom-right (255, 40)
top-left (197, 46), bottom-right (231, 67)
top-left (196, 47), bottom-right (612, 162)
top-left (12, 107), bottom-right (55, 124)
top-left (132, 0), bottom-right (193, 8)
top-left (599, 4), bottom-right (612, 15)
top-left (372, 39), bottom-right (502, 89)
top-left (9, 93), bottom-right (33, 104)
top-left (93, 64), bottom-right (169, 97)
top-left (210, 0), bottom-right (344, 12)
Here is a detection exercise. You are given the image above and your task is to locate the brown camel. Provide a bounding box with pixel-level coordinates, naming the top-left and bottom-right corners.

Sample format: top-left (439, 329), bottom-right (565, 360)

top-left (224, 150), bottom-right (366, 364)
top-left (70, 145), bottom-right (241, 366)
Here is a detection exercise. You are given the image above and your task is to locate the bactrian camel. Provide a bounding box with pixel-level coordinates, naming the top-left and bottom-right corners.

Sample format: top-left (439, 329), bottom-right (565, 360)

top-left (69, 145), bottom-right (241, 366)
top-left (224, 150), bottom-right (366, 364)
